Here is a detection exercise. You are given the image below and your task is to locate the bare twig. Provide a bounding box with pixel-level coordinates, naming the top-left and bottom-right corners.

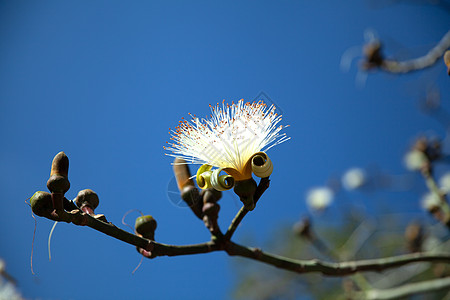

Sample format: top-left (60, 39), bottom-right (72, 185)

top-left (382, 30), bottom-right (450, 73)
top-left (362, 276), bottom-right (450, 300)
top-left (225, 242), bottom-right (450, 276)
top-left (140, 240), bottom-right (219, 258)
top-left (364, 30), bottom-right (450, 74)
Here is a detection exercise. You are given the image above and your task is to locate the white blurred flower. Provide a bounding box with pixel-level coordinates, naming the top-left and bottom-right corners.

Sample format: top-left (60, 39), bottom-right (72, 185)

top-left (0, 280), bottom-right (23, 300)
top-left (306, 187), bottom-right (334, 211)
top-left (421, 192), bottom-right (441, 211)
top-left (439, 172), bottom-right (450, 193)
top-left (404, 150), bottom-right (427, 171)
top-left (342, 168), bottom-right (366, 190)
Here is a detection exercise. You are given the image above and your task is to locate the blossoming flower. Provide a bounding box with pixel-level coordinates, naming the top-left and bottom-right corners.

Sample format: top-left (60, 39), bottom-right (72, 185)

top-left (342, 168), bottom-right (366, 190)
top-left (306, 187), bottom-right (334, 211)
top-left (439, 172), bottom-right (450, 193)
top-left (164, 99), bottom-right (289, 186)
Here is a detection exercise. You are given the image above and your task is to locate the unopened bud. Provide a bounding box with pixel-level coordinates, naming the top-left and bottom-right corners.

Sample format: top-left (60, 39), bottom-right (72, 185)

top-left (405, 222), bottom-right (423, 253)
top-left (173, 158), bottom-right (195, 191)
top-left (233, 178), bottom-right (257, 211)
top-left (362, 41), bottom-right (383, 69)
top-left (202, 202), bottom-right (220, 216)
top-left (47, 152), bottom-right (70, 194)
top-left (135, 215), bottom-right (157, 240)
top-left (201, 188), bottom-right (222, 203)
top-left (74, 189), bottom-right (99, 215)
top-left (181, 185), bottom-right (202, 219)
top-left (293, 217), bottom-right (312, 240)
top-left (30, 191), bottom-right (53, 217)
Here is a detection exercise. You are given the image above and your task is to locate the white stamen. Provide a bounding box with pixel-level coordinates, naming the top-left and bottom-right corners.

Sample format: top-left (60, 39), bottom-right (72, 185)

top-left (165, 99), bottom-right (289, 173)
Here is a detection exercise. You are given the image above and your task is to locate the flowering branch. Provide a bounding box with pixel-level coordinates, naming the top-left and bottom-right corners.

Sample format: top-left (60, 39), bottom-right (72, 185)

top-left (29, 94), bottom-right (450, 299)
top-left (29, 196), bottom-right (450, 275)
top-left (29, 152), bottom-right (450, 279)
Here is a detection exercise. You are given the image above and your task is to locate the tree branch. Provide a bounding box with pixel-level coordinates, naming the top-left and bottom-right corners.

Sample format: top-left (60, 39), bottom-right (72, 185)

top-left (382, 30), bottom-right (450, 73)
top-left (362, 277), bottom-right (450, 300)
top-left (225, 241), bottom-right (450, 276)
top-left (140, 241), bottom-right (219, 258)
top-left (38, 206), bottom-right (450, 276)
top-left (58, 208), bottom-right (151, 249)
top-left (363, 30), bottom-right (450, 74)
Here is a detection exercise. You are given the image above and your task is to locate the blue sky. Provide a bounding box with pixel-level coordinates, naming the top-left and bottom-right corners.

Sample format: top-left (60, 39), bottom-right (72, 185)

top-left (0, 1), bottom-right (449, 299)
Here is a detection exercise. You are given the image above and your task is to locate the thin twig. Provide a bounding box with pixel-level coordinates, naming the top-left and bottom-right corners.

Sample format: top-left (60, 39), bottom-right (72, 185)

top-left (147, 240), bottom-right (219, 257)
top-left (226, 241), bottom-right (450, 276)
top-left (58, 209), bottom-right (151, 249)
top-left (381, 30), bottom-right (450, 73)
top-left (224, 206), bottom-right (247, 240)
top-left (362, 276), bottom-right (450, 300)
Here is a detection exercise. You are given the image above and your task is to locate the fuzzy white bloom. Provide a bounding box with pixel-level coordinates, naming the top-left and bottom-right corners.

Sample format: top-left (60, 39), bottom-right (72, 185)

top-left (342, 168), bottom-right (366, 190)
top-left (0, 280), bottom-right (23, 300)
top-left (165, 99), bottom-right (289, 180)
top-left (306, 187), bottom-right (334, 211)
top-left (421, 192), bottom-right (441, 211)
top-left (404, 150), bottom-right (427, 171)
top-left (0, 259), bottom-right (22, 300)
top-left (439, 172), bottom-right (450, 193)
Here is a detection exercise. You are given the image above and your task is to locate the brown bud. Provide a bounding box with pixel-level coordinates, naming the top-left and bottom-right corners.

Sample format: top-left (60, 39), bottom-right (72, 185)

top-left (233, 178), bottom-right (257, 211)
top-left (74, 189), bottom-right (99, 214)
top-left (413, 137), bottom-right (442, 163)
top-left (202, 202), bottom-right (220, 216)
top-left (173, 158), bottom-right (195, 191)
top-left (30, 191), bottom-right (53, 217)
top-left (362, 41), bottom-right (384, 69)
top-left (293, 217), bottom-right (312, 240)
top-left (47, 152), bottom-right (70, 194)
top-left (135, 215), bottom-right (157, 240)
top-left (50, 152), bottom-right (69, 177)
top-left (405, 222), bottom-right (423, 253)
top-left (201, 188), bottom-right (222, 203)
top-left (181, 185), bottom-right (202, 219)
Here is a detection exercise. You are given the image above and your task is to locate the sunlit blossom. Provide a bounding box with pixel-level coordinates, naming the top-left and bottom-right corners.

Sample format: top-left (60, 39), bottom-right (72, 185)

top-left (306, 187), bottom-right (334, 211)
top-left (342, 168), bottom-right (366, 190)
top-left (421, 192), bottom-right (441, 212)
top-left (439, 172), bottom-right (450, 193)
top-left (165, 99), bottom-right (289, 180)
top-left (404, 150), bottom-right (428, 171)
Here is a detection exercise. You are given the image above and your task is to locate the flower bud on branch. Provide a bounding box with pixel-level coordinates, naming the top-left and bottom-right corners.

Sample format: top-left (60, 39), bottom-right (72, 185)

top-left (47, 152), bottom-right (70, 211)
top-left (135, 215), bottom-right (157, 240)
top-left (173, 158), bottom-right (202, 219)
